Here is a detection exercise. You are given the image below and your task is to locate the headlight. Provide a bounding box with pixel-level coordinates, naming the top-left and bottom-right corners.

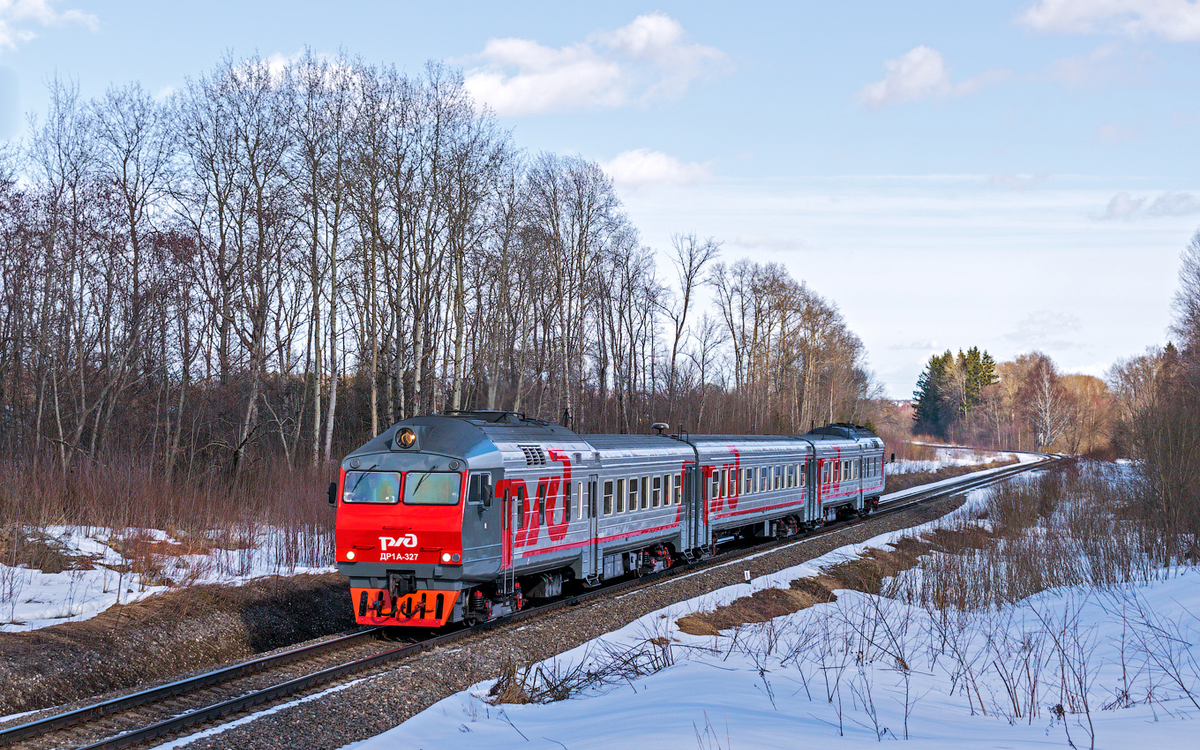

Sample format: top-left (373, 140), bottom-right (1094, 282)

top-left (441, 552), bottom-right (452, 563)
top-left (346, 550), bottom-right (356, 561)
top-left (397, 428), bottom-right (416, 449)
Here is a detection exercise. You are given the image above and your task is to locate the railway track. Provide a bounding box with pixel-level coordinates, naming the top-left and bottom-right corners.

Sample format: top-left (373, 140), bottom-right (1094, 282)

top-left (0, 453), bottom-right (1056, 750)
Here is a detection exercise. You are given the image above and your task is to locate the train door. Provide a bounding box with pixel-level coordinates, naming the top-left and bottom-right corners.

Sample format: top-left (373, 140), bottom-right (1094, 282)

top-left (583, 475), bottom-right (599, 583)
top-left (682, 463), bottom-right (707, 556)
top-left (805, 454), bottom-right (820, 524)
top-left (500, 487), bottom-right (512, 576)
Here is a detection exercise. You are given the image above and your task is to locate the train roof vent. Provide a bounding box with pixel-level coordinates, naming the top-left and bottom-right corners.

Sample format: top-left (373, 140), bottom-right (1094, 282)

top-left (518, 445), bottom-right (547, 466)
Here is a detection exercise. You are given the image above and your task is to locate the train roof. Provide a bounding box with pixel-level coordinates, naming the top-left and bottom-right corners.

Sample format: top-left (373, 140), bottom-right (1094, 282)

top-left (346, 413), bottom-right (881, 466)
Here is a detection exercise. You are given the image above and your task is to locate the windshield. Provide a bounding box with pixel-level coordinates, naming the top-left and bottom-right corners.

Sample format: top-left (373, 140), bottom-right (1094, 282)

top-left (403, 472), bottom-right (462, 506)
top-left (342, 471), bottom-right (401, 504)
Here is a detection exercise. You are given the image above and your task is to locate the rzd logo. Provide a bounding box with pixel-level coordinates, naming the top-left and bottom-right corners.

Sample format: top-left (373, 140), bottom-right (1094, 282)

top-left (379, 533), bottom-right (418, 550)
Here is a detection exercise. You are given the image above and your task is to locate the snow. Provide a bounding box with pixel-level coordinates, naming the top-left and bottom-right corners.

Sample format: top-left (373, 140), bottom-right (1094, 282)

top-left (887, 446), bottom-right (1021, 476)
top-left (345, 479), bottom-right (1200, 750)
top-left (0, 525), bottom-right (335, 632)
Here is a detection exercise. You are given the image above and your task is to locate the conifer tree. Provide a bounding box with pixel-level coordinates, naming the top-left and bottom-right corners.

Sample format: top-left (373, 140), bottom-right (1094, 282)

top-left (913, 351), bottom-right (953, 437)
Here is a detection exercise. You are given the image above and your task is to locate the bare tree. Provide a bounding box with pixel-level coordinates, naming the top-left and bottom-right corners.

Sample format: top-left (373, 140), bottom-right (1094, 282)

top-left (663, 232), bottom-right (719, 423)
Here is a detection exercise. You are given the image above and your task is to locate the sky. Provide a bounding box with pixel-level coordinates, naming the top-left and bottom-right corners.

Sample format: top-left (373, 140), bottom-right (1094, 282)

top-left (2, 1), bottom-right (1199, 399)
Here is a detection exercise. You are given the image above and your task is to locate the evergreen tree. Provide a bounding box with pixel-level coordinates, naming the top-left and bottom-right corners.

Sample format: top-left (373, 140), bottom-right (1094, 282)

top-left (913, 347), bottom-right (998, 438)
top-left (913, 351), bottom-right (953, 437)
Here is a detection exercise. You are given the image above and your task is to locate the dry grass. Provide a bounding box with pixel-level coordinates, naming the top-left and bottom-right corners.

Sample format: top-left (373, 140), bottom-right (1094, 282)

top-left (677, 525), bottom-right (999, 636)
top-left (0, 572), bottom-right (357, 715)
top-left (489, 635), bottom-right (676, 705)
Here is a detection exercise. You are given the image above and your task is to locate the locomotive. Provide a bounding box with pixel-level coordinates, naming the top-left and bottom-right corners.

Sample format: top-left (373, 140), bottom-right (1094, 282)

top-left (332, 411), bottom-right (885, 628)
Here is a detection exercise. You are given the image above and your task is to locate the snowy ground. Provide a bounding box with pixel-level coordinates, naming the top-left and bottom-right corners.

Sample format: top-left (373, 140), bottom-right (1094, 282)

top-left (886, 446), bottom-right (1019, 476)
top-left (0, 526), bottom-right (335, 632)
top-left (341, 476), bottom-right (1199, 750)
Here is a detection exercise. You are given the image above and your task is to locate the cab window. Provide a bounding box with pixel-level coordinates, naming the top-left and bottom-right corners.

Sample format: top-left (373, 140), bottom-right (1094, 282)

top-left (342, 471), bottom-right (401, 504)
top-left (467, 473), bottom-right (492, 505)
top-left (404, 472), bottom-right (462, 505)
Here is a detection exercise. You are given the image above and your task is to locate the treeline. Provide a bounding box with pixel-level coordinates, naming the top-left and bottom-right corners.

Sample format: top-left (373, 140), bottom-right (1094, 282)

top-left (912, 347), bottom-right (1110, 453)
top-left (1109, 231), bottom-right (1200, 547)
top-left (0, 50), bottom-right (874, 490)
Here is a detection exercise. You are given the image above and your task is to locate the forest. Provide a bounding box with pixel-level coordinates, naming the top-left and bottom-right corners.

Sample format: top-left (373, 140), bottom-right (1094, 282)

top-left (0, 51), bottom-right (875, 530)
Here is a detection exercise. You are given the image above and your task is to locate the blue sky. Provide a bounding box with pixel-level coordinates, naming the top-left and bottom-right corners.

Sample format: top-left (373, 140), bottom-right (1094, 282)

top-left (3, 1), bottom-right (1199, 398)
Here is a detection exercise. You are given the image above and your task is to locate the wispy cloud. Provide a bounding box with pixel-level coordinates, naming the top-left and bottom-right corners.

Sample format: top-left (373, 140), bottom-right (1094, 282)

top-left (1037, 42), bottom-right (1159, 89)
top-left (463, 13), bottom-right (728, 116)
top-left (0, 0), bottom-right (96, 52)
top-left (888, 339), bottom-right (940, 350)
top-left (989, 172), bottom-right (1049, 190)
top-left (1096, 122), bottom-right (1141, 143)
top-left (1147, 190), bottom-right (1200, 216)
top-left (859, 46), bottom-right (1008, 109)
top-left (600, 148), bottom-right (710, 189)
top-left (1097, 190), bottom-right (1200, 219)
top-left (731, 234), bottom-right (806, 252)
top-left (1018, 0), bottom-right (1200, 42)
top-left (1005, 310), bottom-right (1083, 349)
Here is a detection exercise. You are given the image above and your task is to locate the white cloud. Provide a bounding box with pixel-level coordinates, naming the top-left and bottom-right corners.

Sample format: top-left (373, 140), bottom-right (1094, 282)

top-left (859, 46), bottom-right (1009, 109)
top-left (599, 148), bottom-right (710, 189)
top-left (1019, 0), bottom-right (1200, 41)
top-left (0, 0), bottom-right (96, 52)
top-left (1101, 191), bottom-right (1146, 218)
top-left (463, 13), bottom-right (728, 116)
top-left (1147, 190), bottom-right (1200, 215)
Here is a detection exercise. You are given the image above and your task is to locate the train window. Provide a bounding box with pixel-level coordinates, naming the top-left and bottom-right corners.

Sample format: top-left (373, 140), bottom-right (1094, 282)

top-left (467, 473), bottom-right (492, 505)
top-left (517, 485), bottom-right (526, 528)
top-left (563, 481), bottom-right (572, 519)
top-left (710, 471), bottom-right (719, 499)
top-left (628, 477), bottom-right (639, 511)
top-left (402, 472), bottom-right (462, 506)
top-left (786, 464), bottom-right (795, 488)
top-left (675, 473), bottom-right (683, 504)
top-left (727, 470), bottom-right (735, 497)
top-left (773, 465), bottom-right (782, 490)
top-left (821, 463), bottom-right (829, 484)
top-left (537, 482), bottom-right (547, 524)
top-left (741, 468), bottom-right (750, 495)
top-left (757, 467), bottom-right (766, 492)
top-left (641, 477), bottom-right (650, 509)
top-left (342, 471), bottom-right (401, 504)
top-left (652, 476), bottom-right (661, 507)
top-left (577, 483), bottom-right (585, 520)
top-left (604, 480), bottom-right (614, 515)
top-left (801, 464), bottom-right (807, 486)
top-left (616, 479), bottom-right (626, 513)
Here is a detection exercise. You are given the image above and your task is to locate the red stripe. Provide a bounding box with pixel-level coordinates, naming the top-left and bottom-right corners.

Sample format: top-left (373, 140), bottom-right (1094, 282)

top-left (714, 499), bottom-right (803, 520)
top-left (516, 521), bottom-right (680, 558)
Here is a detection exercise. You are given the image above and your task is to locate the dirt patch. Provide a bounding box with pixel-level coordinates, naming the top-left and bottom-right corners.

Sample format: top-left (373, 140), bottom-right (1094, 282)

top-left (677, 524), bottom-right (997, 636)
top-left (0, 573), bottom-right (357, 715)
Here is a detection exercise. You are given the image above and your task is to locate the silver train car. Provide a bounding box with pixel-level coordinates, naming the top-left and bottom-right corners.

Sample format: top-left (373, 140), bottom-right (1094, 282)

top-left (333, 412), bottom-right (885, 627)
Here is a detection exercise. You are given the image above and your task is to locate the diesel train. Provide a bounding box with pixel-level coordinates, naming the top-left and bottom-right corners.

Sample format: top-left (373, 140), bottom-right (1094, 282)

top-left (332, 411), bottom-right (885, 628)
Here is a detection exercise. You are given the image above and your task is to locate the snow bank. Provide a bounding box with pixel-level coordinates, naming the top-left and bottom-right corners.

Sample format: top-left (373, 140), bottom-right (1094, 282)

top-left (351, 483), bottom-right (1199, 750)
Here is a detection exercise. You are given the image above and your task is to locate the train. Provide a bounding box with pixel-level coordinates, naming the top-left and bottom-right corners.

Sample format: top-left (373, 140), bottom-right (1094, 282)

top-left (331, 411), bottom-right (885, 628)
